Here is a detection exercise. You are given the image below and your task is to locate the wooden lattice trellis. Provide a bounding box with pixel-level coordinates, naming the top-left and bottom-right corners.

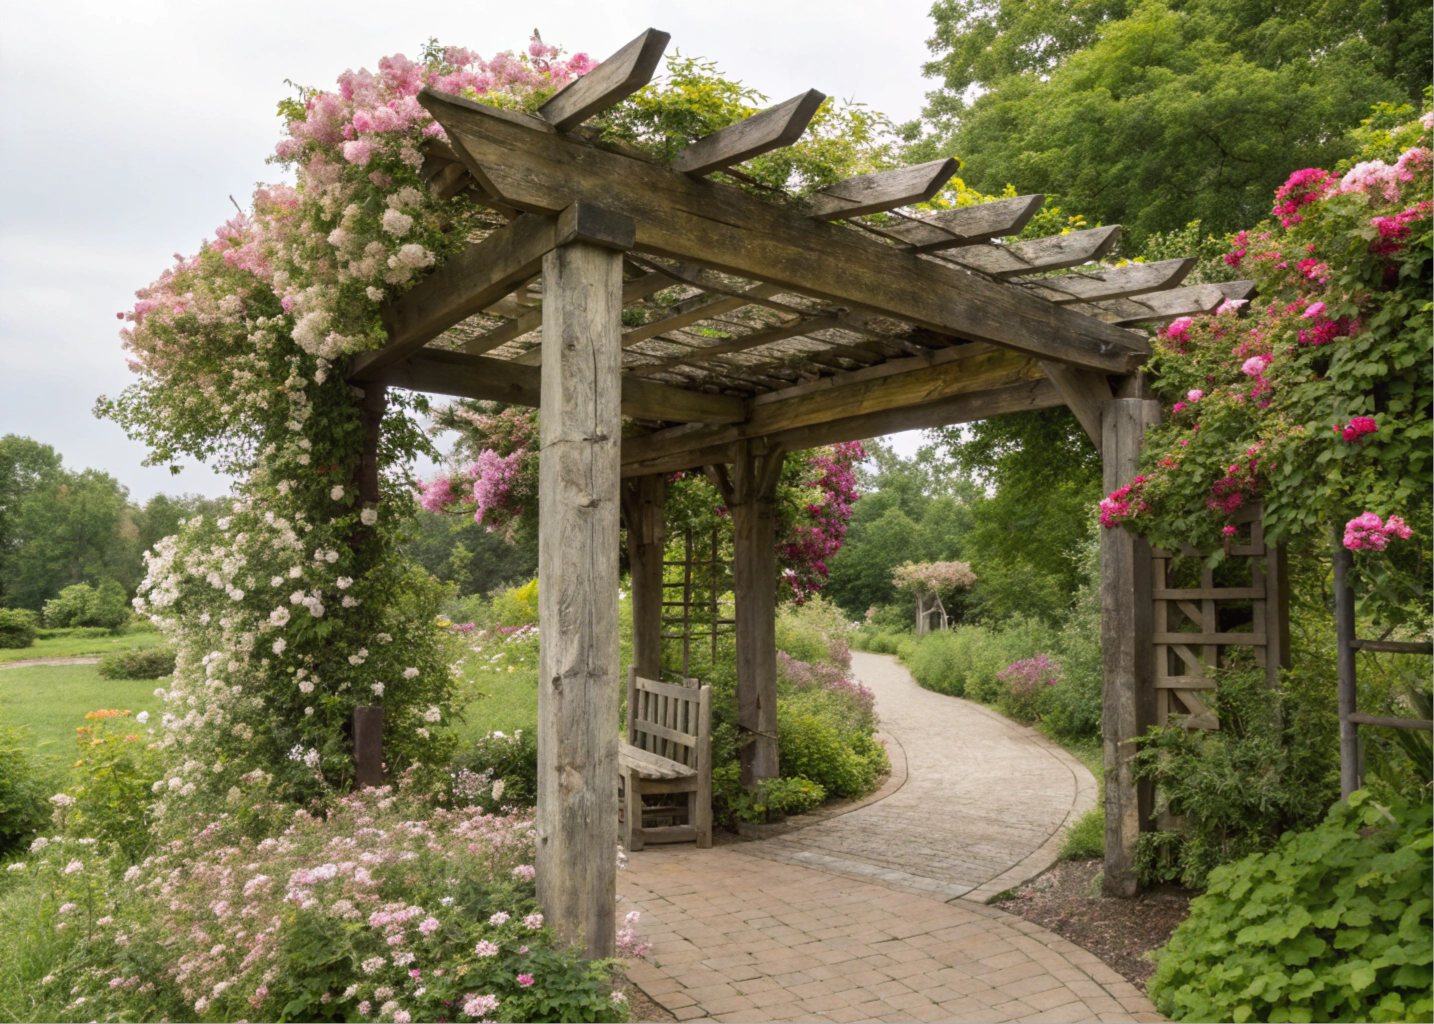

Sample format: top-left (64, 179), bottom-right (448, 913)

top-left (1152, 503), bottom-right (1290, 730)
top-left (662, 527), bottom-right (734, 678)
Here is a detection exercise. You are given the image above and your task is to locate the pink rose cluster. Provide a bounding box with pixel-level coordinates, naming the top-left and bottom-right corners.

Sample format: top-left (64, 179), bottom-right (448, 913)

top-left (1338, 147), bottom-right (1431, 203)
top-left (1334, 416), bottom-right (1378, 442)
top-left (1099, 476), bottom-right (1150, 529)
top-left (779, 441), bottom-right (865, 602)
top-left (1343, 512), bottom-right (1413, 551)
top-left (1369, 201), bottom-right (1432, 255)
top-left (1206, 444), bottom-right (1265, 516)
top-left (1272, 168), bottom-right (1333, 227)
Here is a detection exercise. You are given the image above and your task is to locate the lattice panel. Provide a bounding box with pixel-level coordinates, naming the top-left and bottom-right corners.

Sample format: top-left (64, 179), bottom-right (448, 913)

top-left (1152, 503), bottom-right (1289, 731)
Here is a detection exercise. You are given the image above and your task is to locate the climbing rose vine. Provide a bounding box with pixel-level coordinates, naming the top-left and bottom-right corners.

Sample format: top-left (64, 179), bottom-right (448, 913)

top-left (97, 36), bottom-right (597, 807)
top-left (890, 560), bottom-right (977, 597)
top-left (1100, 107), bottom-right (1432, 628)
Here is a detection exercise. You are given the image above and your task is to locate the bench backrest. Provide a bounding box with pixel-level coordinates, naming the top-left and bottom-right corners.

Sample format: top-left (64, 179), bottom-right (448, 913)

top-left (627, 666), bottom-right (712, 771)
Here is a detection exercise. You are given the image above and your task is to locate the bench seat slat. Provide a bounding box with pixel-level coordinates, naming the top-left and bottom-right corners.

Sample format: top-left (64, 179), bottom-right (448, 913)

top-left (620, 741), bottom-right (696, 779)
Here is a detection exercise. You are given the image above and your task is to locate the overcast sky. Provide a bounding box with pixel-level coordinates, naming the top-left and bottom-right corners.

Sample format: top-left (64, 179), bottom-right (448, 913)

top-left (0, 0), bottom-right (940, 501)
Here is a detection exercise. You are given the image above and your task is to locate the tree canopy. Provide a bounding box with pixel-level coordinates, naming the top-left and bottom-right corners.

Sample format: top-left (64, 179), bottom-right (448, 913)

top-left (914, 0), bottom-right (1431, 241)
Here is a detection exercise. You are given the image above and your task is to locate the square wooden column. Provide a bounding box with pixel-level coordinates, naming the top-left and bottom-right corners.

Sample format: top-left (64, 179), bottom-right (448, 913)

top-left (1100, 396), bottom-right (1160, 897)
top-left (730, 442), bottom-right (785, 788)
top-left (622, 474), bottom-right (667, 680)
top-left (535, 205), bottom-right (632, 958)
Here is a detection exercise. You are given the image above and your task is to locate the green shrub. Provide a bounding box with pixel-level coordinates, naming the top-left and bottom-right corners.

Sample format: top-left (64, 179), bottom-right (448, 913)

top-left (490, 577), bottom-right (539, 628)
top-left (0, 725), bottom-right (51, 858)
top-left (0, 608), bottom-right (38, 649)
top-left (713, 765), bottom-right (828, 823)
top-left (52, 711), bottom-right (162, 860)
top-left (97, 645), bottom-right (176, 680)
top-left (1148, 792), bottom-right (1433, 1024)
top-left (41, 580), bottom-right (130, 631)
top-left (853, 626), bottom-right (907, 655)
top-left (1133, 660), bottom-right (1340, 888)
top-left (776, 596), bottom-right (853, 667)
top-left (449, 728), bottom-right (537, 807)
top-left (35, 625), bottom-right (115, 640)
top-left (1059, 805), bottom-right (1105, 860)
top-left (777, 709), bottom-right (882, 798)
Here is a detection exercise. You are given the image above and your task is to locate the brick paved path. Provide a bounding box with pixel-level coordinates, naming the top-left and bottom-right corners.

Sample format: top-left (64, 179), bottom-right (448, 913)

top-left (619, 653), bottom-right (1161, 1023)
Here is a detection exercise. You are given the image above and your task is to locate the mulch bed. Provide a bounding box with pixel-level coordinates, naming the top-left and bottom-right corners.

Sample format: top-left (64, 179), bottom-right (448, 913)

top-left (996, 857), bottom-right (1194, 990)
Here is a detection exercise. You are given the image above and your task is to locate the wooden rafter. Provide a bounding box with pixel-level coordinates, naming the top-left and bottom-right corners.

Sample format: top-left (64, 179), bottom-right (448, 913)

top-left (936, 225), bottom-right (1122, 278)
top-left (536, 29), bottom-right (670, 131)
top-left (877, 193), bottom-right (1045, 251)
top-left (1022, 258), bottom-right (1195, 305)
top-left (806, 159), bottom-right (961, 220)
top-left (671, 90), bottom-right (826, 176)
top-left (1076, 280), bottom-right (1256, 325)
top-left (419, 88), bottom-right (1149, 373)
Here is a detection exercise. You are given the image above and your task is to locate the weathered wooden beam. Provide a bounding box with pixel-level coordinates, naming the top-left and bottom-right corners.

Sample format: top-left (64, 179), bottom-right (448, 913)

top-left (373, 349), bottom-right (745, 424)
top-left (535, 237), bottom-right (623, 957)
top-left (731, 440), bottom-right (784, 787)
top-left (626, 315), bottom-right (843, 376)
top-left (620, 474), bottom-right (667, 680)
top-left (419, 89), bottom-right (1148, 372)
top-left (671, 90), bottom-right (826, 176)
top-left (619, 345), bottom-right (1041, 466)
top-left (1024, 258), bottom-right (1195, 306)
top-left (351, 214), bottom-right (558, 380)
top-left (537, 28), bottom-right (670, 131)
top-left (942, 225), bottom-right (1122, 278)
top-left (878, 193), bottom-right (1045, 251)
top-left (806, 158), bottom-right (961, 220)
top-left (465, 269), bottom-right (677, 356)
top-left (1101, 396), bottom-right (1161, 898)
top-left (620, 377), bottom-right (1063, 477)
top-left (1039, 361), bottom-right (1112, 451)
top-left (1076, 280), bottom-right (1256, 325)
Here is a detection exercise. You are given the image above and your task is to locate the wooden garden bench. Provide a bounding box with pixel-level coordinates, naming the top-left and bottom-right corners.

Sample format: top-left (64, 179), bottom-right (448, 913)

top-left (619, 667), bottom-right (712, 850)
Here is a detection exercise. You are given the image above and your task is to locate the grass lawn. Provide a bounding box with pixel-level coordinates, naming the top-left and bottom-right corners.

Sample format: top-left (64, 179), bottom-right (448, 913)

top-left (450, 666), bottom-right (538, 746)
top-left (0, 664), bottom-right (164, 754)
top-left (0, 627), bottom-right (162, 664)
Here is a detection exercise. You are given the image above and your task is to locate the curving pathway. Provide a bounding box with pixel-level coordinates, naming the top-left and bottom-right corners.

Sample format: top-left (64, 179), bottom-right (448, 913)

top-left (618, 652), bottom-right (1161, 1024)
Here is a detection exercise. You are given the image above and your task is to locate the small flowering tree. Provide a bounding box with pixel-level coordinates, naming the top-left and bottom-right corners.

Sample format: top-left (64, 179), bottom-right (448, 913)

top-left (1099, 106), bottom-right (1432, 629)
top-left (891, 560), bottom-right (976, 635)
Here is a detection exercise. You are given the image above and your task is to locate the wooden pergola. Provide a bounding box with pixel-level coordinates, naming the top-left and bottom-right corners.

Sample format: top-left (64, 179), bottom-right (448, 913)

top-left (347, 28), bottom-right (1256, 955)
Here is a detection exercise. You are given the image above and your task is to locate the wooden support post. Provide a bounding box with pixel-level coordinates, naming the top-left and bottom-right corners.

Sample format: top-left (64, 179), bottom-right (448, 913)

top-left (623, 474), bottom-right (667, 680)
top-left (357, 385), bottom-right (387, 507)
top-left (1333, 527), bottom-right (1361, 798)
top-left (1100, 396), bottom-right (1160, 897)
top-left (353, 706), bottom-right (384, 789)
top-left (731, 441), bottom-right (785, 788)
top-left (534, 208), bottom-right (628, 958)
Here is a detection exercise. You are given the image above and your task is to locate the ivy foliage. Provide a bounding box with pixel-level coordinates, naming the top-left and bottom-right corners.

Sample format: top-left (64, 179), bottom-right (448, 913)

top-left (1147, 791), bottom-right (1433, 1024)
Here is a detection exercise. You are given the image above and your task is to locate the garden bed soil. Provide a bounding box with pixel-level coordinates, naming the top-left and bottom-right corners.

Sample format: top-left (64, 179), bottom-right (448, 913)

top-left (996, 857), bottom-right (1193, 990)
top-left (617, 977), bottom-right (677, 1023)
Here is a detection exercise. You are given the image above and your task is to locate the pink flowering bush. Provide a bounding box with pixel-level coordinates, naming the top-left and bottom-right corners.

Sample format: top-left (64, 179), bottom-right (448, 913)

top-left (995, 654), bottom-right (1061, 724)
top-left (12, 782), bottom-right (630, 1023)
top-left (1102, 105), bottom-right (1432, 628)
